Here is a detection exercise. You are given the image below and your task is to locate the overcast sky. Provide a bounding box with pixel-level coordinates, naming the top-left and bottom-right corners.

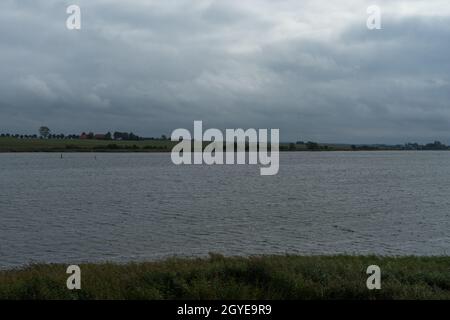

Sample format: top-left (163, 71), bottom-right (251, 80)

top-left (1, 0), bottom-right (450, 143)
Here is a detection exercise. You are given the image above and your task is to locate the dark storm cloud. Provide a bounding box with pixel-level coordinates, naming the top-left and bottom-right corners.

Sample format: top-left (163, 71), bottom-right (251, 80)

top-left (0, 0), bottom-right (450, 143)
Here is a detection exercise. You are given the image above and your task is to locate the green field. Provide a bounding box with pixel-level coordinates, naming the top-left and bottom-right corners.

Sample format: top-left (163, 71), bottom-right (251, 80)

top-left (0, 137), bottom-right (353, 152)
top-left (1, 137), bottom-right (448, 152)
top-left (0, 137), bottom-right (176, 152)
top-left (0, 255), bottom-right (449, 300)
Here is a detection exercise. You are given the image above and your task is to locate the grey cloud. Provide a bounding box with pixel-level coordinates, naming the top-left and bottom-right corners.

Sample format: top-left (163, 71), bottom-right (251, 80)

top-left (0, 0), bottom-right (450, 143)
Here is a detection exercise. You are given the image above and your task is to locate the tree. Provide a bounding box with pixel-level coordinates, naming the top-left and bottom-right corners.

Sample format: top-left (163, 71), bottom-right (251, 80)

top-left (129, 132), bottom-right (138, 141)
top-left (113, 131), bottom-right (131, 140)
top-left (306, 141), bottom-right (319, 151)
top-left (39, 126), bottom-right (51, 139)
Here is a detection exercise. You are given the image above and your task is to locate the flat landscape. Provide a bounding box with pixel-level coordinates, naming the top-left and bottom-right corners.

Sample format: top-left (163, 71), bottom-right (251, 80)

top-left (0, 255), bottom-right (449, 300)
top-left (0, 137), bottom-right (177, 152)
top-left (0, 137), bottom-right (325, 152)
top-left (0, 137), bottom-right (423, 152)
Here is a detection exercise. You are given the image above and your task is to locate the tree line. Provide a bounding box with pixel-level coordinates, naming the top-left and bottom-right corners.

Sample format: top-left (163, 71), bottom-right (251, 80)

top-left (0, 126), bottom-right (169, 141)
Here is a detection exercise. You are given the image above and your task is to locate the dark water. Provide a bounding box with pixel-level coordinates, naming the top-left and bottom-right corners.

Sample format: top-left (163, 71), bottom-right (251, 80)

top-left (0, 152), bottom-right (449, 268)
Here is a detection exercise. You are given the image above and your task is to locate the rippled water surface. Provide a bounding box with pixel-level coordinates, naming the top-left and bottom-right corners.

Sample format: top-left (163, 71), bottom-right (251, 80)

top-left (1, 152), bottom-right (449, 268)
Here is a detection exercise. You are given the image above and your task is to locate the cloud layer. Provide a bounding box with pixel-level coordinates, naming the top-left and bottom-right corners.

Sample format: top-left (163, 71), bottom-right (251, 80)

top-left (1, 0), bottom-right (450, 143)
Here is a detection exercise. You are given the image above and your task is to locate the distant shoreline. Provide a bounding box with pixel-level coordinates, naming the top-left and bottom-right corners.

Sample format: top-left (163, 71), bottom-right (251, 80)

top-left (1, 137), bottom-right (450, 153)
top-left (1, 150), bottom-right (450, 153)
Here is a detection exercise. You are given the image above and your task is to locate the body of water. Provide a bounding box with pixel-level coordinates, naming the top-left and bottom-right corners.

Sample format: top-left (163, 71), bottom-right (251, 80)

top-left (0, 152), bottom-right (449, 268)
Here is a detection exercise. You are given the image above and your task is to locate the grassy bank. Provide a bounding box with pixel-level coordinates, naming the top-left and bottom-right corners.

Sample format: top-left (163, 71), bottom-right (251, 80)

top-left (0, 137), bottom-right (347, 152)
top-left (2, 137), bottom-right (450, 153)
top-left (0, 137), bottom-right (176, 152)
top-left (0, 255), bottom-right (449, 300)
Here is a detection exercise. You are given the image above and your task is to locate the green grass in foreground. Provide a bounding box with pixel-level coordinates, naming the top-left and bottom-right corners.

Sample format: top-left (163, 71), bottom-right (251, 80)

top-left (0, 255), bottom-right (449, 300)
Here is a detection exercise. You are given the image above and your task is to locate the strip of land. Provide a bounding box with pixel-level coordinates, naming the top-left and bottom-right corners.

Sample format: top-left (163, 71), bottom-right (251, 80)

top-left (2, 137), bottom-right (450, 152)
top-left (0, 255), bottom-right (448, 299)
top-left (0, 137), bottom-right (349, 152)
top-left (0, 137), bottom-right (176, 152)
